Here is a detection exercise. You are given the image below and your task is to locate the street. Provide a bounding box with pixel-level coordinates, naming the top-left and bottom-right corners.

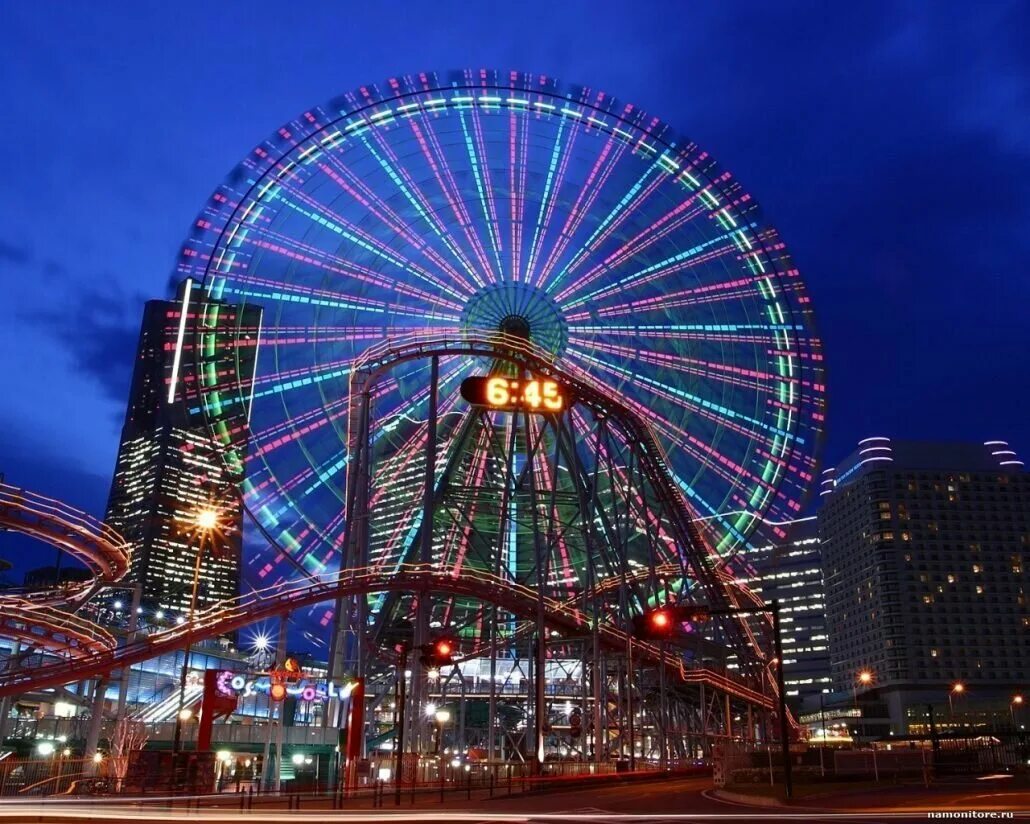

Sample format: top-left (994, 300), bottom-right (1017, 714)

top-left (1, 776), bottom-right (1029, 822)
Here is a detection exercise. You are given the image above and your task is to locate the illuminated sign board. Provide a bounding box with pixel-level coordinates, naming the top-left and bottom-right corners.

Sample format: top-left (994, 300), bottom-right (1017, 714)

top-left (215, 671), bottom-right (357, 704)
top-left (460, 376), bottom-right (568, 413)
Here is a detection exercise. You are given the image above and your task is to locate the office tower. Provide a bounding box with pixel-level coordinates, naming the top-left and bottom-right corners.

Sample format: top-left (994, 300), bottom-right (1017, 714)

top-left (819, 437), bottom-right (1029, 732)
top-left (742, 518), bottom-right (831, 705)
top-left (104, 279), bottom-right (260, 617)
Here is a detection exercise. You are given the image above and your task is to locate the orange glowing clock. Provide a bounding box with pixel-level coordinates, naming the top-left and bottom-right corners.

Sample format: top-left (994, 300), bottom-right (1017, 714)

top-left (460, 376), bottom-right (568, 413)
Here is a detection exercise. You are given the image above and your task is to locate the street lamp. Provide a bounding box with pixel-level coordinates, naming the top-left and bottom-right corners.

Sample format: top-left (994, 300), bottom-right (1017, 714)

top-left (853, 669), bottom-right (873, 706)
top-left (948, 682), bottom-right (965, 720)
top-left (172, 505), bottom-right (223, 759)
top-left (1011, 694), bottom-right (1023, 727)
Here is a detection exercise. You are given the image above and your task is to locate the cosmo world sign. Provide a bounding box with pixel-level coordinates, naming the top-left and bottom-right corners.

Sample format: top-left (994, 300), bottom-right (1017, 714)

top-left (215, 670), bottom-right (359, 704)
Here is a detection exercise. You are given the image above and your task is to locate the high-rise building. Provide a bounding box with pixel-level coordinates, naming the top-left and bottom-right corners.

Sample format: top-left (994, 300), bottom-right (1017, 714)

top-left (104, 279), bottom-right (260, 618)
top-left (819, 437), bottom-right (1029, 733)
top-left (740, 518), bottom-right (831, 706)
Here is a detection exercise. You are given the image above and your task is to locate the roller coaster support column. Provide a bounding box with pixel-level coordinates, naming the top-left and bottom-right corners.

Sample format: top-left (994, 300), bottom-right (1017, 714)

top-left (771, 600), bottom-right (792, 799)
top-left (0, 643), bottom-right (20, 751)
top-left (115, 583), bottom-right (142, 720)
top-left (172, 533), bottom-right (207, 758)
top-left (627, 637), bottom-right (635, 771)
top-left (84, 676), bottom-right (108, 774)
top-left (273, 614), bottom-right (287, 793)
top-left (658, 640), bottom-right (668, 770)
top-left (410, 356), bottom-right (438, 754)
top-left (393, 645), bottom-right (408, 806)
top-left (522, 404), bottom-right (548, 770)
top-left (344, 677), bottom-right (364, 792)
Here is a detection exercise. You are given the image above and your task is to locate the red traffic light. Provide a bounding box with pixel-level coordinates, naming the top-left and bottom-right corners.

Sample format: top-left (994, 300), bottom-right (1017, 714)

top-left (420, 636), bottom-right (458, 667)
top-left (632, 605), bottom-right (711, 640)
top-left (650, 610), bottom-right (672, 630)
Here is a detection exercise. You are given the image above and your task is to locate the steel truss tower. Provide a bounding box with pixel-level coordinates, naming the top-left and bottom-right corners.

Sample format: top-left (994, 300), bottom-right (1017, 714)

top-left (331, 334), bottom-right (781, 766)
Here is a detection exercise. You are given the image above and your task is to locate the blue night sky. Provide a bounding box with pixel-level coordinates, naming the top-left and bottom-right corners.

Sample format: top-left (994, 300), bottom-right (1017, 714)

top-left (1, 1), bottom-right (1028, 578)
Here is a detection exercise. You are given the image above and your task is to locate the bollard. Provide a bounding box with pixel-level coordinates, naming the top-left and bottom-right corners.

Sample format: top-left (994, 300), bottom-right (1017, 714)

top-left (466, 769), bottom-right (472, 800)
top-left (489, 772), bottom-right (494, 798)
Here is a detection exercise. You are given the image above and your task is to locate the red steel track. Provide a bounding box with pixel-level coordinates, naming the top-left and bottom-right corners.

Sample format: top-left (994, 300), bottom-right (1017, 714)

top-left (0, 338), bottom-right (779, 713)
top-left (0, 562), bottom-right (773, 709)
top-left (0, 483), bottom-right (130, 660)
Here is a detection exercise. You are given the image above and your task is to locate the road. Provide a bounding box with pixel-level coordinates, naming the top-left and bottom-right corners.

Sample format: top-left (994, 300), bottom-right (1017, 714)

top-left (0, 776), bottom-right (1028, 822)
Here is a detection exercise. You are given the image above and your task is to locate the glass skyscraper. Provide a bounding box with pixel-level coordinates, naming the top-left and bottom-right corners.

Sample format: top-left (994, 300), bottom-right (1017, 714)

top-left (105, 279), bottom-right (261, 618)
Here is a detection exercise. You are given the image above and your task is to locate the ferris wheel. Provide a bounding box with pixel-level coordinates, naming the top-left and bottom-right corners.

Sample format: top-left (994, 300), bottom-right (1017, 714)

top-left (178, 70), bottom-right (825, 635)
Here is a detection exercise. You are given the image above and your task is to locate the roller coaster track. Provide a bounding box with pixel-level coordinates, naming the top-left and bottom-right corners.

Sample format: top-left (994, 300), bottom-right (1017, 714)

top-left (0, 563), bottom-right (772, 708)
top-left (0, 334), bottom-right (781, 716)
top-left (0, 483), bottom-right (130, 660)
top-left (349, 334), bottom-right (776, 656)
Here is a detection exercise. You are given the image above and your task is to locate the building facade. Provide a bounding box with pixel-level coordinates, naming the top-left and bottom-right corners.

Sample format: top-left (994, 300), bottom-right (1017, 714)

top-left (819, 437), bottom-right (1029, 733)
top-left (741, 518), bottom-right (831, 707)
top-left (104, 279), bottom-right (261, 618)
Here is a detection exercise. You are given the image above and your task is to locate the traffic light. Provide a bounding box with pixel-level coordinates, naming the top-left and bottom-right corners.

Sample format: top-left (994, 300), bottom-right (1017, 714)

top-left (631, 605), bottom-right (711, 639)
top-left (420, 636), bottom-right (458, 668)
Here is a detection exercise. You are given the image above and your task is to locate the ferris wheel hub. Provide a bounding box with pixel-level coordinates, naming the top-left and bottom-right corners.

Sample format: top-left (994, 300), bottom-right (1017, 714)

top-left (461, 281), bottom-right (569, 358)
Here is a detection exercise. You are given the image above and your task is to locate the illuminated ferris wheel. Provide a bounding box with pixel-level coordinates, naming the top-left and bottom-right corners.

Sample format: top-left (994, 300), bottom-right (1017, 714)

top-left (178, 70), bottom-right (825, 642)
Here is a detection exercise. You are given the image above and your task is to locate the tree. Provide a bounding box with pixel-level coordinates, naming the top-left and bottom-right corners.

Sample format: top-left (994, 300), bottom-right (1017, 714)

top-left (109, 718), bottom-right (148, 791)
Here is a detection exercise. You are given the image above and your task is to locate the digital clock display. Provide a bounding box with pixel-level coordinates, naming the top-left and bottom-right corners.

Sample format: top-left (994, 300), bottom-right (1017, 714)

top-left (460, 376), bottom-right (568, 413)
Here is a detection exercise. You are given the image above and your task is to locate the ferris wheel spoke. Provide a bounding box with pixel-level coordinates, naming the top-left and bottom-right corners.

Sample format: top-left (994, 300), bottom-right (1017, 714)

top-left (246, 225), bottom-right (470, 309)
top-left (508, 108), bottom-right (528, 281)
top-left (565, 334), bottom-right (783, 396)
top-left (564, 322), bottom-right (792, 347)
top-left (533, 132), bottom-right (630, 287)
top-left (560, 229), bottom-right (744, 312)
top-left (261, 183), bottom-right (480, 303)
top-left (525, 118), bottom-right (582, 289)
top-left (547, 159), bottom-right (666, 300)
top-left (312, 152), bottom-right (484, 296)
top-left (559, 195), bottom-right (711, 294)
top-left (406, 115), bottom-right (502, 284)
top-left (357, 129), bottom-right (488, 290)
top-left (455, 107), bottom-right (506, 278)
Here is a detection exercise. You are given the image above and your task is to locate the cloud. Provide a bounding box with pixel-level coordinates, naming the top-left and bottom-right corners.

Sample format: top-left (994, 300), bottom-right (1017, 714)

top-left (0, 240), bottom-right (31, 266)
top-left (18, 284), bottom-right (143, 406)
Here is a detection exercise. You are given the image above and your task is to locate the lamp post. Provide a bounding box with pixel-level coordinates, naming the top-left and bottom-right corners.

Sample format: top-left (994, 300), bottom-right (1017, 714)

top-left (434, 708), bottom-right (451, 754)
top-left (853, 670), bottom-right (873, 704)
top-left (1010, 694), bottom-right (1023, 727)
top-left (948, 682), bottom-right (965, 721)
top-left (818, 692), bottom-right (826, 777)
top-left (171, 506), bottom-right (221, 761)
top-left (851, 670), bottom-right (873, 743)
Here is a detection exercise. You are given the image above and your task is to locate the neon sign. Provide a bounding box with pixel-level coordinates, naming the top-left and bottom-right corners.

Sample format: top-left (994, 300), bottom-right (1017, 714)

top-left (215, 671), bottom-right (357, 704)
